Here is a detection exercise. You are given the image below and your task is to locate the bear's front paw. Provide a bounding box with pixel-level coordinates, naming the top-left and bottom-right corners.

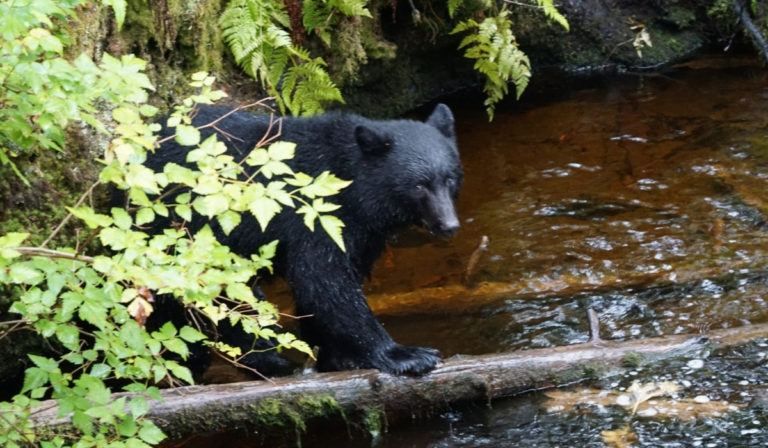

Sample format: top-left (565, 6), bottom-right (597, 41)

top-left (376, 344), bottom-right (441, 376)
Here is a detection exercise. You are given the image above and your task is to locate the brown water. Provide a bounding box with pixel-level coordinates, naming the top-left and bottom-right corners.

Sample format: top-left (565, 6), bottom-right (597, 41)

top-left (179, 57), bottom-right (768, 447)
top-left (372, 56), bottom-right (768, 358)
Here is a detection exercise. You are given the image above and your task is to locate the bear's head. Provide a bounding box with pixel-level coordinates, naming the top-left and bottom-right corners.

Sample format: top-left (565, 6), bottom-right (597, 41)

top-left (354, 103), bottom-right (463, 237)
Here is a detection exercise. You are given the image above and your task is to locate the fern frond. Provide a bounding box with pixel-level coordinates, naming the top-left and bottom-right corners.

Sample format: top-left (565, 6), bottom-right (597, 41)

top-left (302, 0), bottom-right (371, 46)
top-left (220, 0), bottom-right (345, 115)
top-left (281, 59), bottom-right (344, 116)
top-left (536, 0), bottom-right (569, 31)
top-left (451, 9), bottom-right (530, 120)
top-left (447, 0), bottom-right (464, 18)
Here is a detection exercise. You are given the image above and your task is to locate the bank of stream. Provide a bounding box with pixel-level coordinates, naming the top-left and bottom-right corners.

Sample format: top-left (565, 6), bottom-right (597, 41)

top-left (175, 56), bottom-right (768, 447)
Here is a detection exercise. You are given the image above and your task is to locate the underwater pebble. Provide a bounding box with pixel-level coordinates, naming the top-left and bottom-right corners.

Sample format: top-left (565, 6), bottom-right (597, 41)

top-left (739, 380), bottom-right (749, 386)
top-left (687, 359), bottom-right (704, 369)
top-left (616, 395), bottom-right (632, 406)
top-left (637, 408), bottom-right (658, 417)
top-left (681, 380), bottom-right (692, 388)
top-left (742, 429), bottom-right (760, 435)
top-left (693, 395), bottom-right (710, 403)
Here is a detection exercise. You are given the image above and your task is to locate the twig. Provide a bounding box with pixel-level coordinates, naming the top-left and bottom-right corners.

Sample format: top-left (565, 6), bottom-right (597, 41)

top-left (0, 320), bottom-right (26, 343)
top-left (41, 181), bottom-right (100, 248)
top-left (587, 308), bottom-right (602, 343)
top-left (211, 347), bottom-right (272, 383)
top-left (253, 113), bottom-right (284, 149)
top-left (14, 247), bottom-right (94, 263)
top-left (462, 235), bottom-right (489, 286)
top-left (157, 100), bottom-right (273, 146)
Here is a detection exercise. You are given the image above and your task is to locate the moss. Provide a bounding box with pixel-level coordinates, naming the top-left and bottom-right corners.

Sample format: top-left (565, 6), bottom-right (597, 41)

top-left (116, 0), bottom-right (228, 104)
top-left (362, 407), bottom-right (384, 439)
top-left (664, 5), bottom-right (697, 28)
top-left (622, 352), bottom-right (647, 369)
top-left (249, 394), bottom-right (343, 433)
top-left (0, 130), bottom-right (101, 248)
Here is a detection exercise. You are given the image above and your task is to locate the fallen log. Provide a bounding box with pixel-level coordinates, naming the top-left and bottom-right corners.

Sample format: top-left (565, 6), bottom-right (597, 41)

top-left (32, 322), bottom-right (768, 440)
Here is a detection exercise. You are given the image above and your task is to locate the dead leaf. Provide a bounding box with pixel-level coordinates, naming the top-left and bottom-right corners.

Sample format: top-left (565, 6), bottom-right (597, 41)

top-left (602, 425), bottom-right (638, 448)
top-left (624, 380), bottom-right (680, 414)
top-left (127, 297), bottom-right (154, 326)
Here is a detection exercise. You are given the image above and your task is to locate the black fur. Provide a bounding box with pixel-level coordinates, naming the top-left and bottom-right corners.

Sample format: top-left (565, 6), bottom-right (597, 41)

top-left (145, 104), bottom-right (463, 376)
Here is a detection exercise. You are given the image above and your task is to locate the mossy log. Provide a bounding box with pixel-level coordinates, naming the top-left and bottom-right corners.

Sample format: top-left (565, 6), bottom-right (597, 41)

top-left (31, 323), bottom-right (768, 440)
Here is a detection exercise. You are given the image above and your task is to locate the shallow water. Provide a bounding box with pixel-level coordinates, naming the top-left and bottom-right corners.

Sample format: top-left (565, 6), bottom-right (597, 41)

top-left (375, 57), bottom-right (768, 357)
top-left (179, 57), bottom-right (768, 447)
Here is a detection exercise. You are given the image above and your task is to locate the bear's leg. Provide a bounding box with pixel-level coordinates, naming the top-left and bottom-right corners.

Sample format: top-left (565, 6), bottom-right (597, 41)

top-left (286, 247), bottom-right (441, 376)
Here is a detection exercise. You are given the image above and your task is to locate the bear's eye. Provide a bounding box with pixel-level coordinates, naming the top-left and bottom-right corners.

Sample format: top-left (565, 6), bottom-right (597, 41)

top-left (446, 178), bottom-right (456, 188)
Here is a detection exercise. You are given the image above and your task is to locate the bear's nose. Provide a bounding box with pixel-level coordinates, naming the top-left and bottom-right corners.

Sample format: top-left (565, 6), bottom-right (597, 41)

top-left (438, 220), bottom-right (460, 237)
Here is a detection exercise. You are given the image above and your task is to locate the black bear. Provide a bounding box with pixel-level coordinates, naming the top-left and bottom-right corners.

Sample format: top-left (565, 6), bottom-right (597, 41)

top-left (145, 103), bottom-right (462, 375)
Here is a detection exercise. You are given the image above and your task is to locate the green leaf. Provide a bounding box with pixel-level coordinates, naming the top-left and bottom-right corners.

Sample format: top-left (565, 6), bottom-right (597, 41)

top-left (194, 173), bottom-right (223, 195)
top-left (136, 207), bottom-right (156, 226)
top-left (164, 163), bottom-right (198, 187)
top-left (9, 264), bottom-right (44, 285)
top-left (192, 193), bottom-right (229, 218)
top-left (300, 171), bottom-right (352, 197)
top-left (105, 0), bottom-right (127, 30)
top-left (120, 320), bottom-right (146, 352)
top-left (258, 240), bottom-right (279, 260)
top-left (226, 283), bottom-right (255, 303)
top-left (162, 338), bottom-right (190, 359)
top-left (166, 361), bottom-right (194, 384)
top-left (179, 326), bottom-right (207, 343)
top-left (267, 141), bottom-right (296, 161)
top-left (55, 324), bottom-right (80, 349)
top-left (21, 367), bottom-right (48, 393)
top-left (0, 232), bottom-right (28, 259)
top-left (249, 196), bottom-right (281, 230)
top-left (217, 210), bottom-right (241, 235)
top-left (67, 206), bottom-right (114, 229)
top-left (139, 104), bottom-right (159, 117)
top-left (245, 148), bottom-right (269, 166)
top-left (90, 363), bottom-right (112, 379)
top-left (138, 422), bottom-right (166, 444)
top-left (112, 207), bottom-right (133, 230)
top-left (176, 204), bottom-right (192, 221)
top-left (129, 396), bottom-right (150, 417)
top-left (29, 355), bottom-right (59, 372)
top-left (320, 215), bottom-right (346, 251)
top-left (175, 125), bottom-right (201, 146)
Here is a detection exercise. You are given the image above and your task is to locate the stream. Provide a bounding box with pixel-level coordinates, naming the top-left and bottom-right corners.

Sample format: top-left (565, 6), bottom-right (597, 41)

top-left (177, 57), bottom-right (768, 447)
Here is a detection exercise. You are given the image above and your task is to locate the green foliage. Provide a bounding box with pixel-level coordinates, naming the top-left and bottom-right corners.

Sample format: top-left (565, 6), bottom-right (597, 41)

top-left (0, 73), bottom-right (350, 446)
top-left (302, 0), bottom-right (372, 46)
top-left (0, 3), bottom-right (350, 446)
top-left (219, 0), bottom-right (568, 119)
top-left (451, 1), bottom-right (569, 119)
top-left (219, 0), bottom-right (345, 116)
top-left (452, 10), bottom-right (531, 120)
top-left (537, 0), bottom-right (569, 31)
top-left (0, 0), bottom-right (132, 182)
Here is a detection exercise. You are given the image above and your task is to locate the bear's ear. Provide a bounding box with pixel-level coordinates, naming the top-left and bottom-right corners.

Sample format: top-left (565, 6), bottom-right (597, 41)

top-left (426, 103), bottom-right (455, 139)
top-left (355, 125), bottom-right (391, 155)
